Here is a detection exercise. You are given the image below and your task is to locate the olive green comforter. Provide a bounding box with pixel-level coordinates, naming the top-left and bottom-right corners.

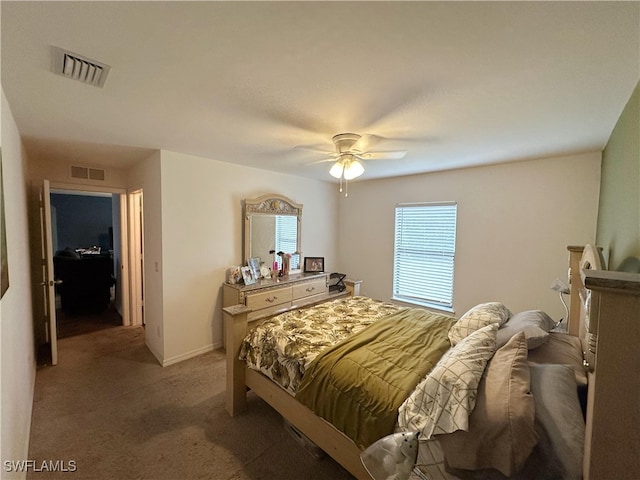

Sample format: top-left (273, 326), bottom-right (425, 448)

top-left (239, 296), bottom-right (403, 394)
top-left (295, 308), bottom-right (455, 448)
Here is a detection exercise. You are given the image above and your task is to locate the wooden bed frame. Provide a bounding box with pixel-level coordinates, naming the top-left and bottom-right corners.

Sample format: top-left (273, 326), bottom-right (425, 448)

top-left (223, 282), bottom-right (371, 478)
top-left (566, 245), bottom-right (640, 479)
top-left (224, 245), bottom-right (640, 479)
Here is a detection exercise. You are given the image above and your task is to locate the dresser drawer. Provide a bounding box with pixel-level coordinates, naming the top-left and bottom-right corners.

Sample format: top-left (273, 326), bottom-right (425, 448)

top-left (292, 278), bottom-right (327, 300)
top-left (247, 302), bottom-right (292, 321)
top-left (245, 286), bottom-right (293, 310)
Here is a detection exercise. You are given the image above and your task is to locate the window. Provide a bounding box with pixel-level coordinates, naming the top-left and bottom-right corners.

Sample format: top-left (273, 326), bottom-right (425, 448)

top-left (275, 215), bottom-right (300, 270)
top-left (393, 202), bottom-right (457, 311)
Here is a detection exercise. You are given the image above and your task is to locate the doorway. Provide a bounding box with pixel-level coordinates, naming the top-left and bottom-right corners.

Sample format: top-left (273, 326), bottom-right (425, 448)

top-left (50, 190), bottom-right (122, 338)
top-left (37, 182), bottom-right (143, 365)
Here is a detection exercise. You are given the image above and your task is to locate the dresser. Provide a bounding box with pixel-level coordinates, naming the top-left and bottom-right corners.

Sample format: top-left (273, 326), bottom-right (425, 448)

top-left (223, 272), bottom-right (360, 323)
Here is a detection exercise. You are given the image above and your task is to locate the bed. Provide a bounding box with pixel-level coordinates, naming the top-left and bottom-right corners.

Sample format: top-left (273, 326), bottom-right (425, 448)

top-left (223, 245), bottom-right (640, 479)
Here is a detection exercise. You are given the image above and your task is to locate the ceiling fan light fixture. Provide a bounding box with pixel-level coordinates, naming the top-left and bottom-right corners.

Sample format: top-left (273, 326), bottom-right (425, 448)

top-left (329, 161), bottom-right (344, 178)
top-left (308, 132), bottom-right (407, 196)
top-left (343, 159), bottom-right (364, 180)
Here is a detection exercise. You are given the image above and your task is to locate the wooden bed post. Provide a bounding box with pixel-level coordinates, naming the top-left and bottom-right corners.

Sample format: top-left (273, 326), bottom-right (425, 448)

top-left (223, 304), bottom-right (251, 416)
top-left (567, 245), bottom-right (585, 337)
top-left (345, 279), bottom-right (362, 297)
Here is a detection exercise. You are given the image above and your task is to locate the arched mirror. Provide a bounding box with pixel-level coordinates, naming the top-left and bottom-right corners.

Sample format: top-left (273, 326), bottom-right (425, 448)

top-left (244, 194), bottom-right (302, 273)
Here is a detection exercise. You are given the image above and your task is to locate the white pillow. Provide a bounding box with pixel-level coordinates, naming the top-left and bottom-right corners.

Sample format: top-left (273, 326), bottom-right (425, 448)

top-left (448, 302), bottom-right (511, 346)
top-left (496, 310), bottom-right (557, 349)
top-left (398, 323), bottom-right (498, 439)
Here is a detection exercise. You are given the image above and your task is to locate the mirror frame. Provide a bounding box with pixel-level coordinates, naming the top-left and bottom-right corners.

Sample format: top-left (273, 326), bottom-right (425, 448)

top-left (243, 194), bottom-right (303, 271)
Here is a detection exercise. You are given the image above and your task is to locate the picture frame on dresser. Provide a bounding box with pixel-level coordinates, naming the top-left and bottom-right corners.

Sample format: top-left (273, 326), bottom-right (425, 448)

top-left (304, 257), bottom-right (324, 273)
top-left (241, 266), bottom-right (256, 285)
top-left (226, 265), bottom-right (242, 285)
top-left (247, 257), bottom-right (261, 279)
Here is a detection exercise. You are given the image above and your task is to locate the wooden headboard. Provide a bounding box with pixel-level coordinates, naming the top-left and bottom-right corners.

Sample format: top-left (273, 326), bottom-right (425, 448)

top-left (567, 245), bottom-right (604, 340)
top-left (568, 244), bottom-right (640, 479)
top-left (567, 244), bottom-right (605, 372)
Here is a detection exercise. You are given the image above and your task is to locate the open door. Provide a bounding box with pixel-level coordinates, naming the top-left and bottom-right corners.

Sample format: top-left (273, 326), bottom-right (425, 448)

top-left (39, 179), bottom-right (59, 365)
top-left (129, 189), bottom-right (144, 326)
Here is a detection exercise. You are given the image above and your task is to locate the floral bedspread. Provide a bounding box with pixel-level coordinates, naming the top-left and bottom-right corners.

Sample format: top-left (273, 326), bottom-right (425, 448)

top-left (239, 296), bottom-right (403, 395)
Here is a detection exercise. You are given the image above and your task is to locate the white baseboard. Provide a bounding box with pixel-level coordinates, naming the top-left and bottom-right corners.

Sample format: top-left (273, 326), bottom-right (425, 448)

top-left (161, 342), bottom-right (220, 367)
top-left (145, 339), bottom-right (164, 366)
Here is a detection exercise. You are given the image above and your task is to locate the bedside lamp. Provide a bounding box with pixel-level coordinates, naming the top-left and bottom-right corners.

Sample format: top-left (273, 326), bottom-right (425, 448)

top-left (360, 431), bottom-right (420, 480)
top-left (550, 277), bottom-right (570, 326)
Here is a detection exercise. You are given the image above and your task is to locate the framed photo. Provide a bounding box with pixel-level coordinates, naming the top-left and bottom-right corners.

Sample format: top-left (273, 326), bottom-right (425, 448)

top-left (226, 265), bottom-right (242, 285)
top-left (247, 257), bottom-right (261, 279)
top-left (304, 257), bottom-right (324, 273)
top-left (241, 266), bottom-right (256, 285)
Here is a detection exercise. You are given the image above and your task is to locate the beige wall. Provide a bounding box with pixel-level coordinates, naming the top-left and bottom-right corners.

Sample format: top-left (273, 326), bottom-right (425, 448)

top-left (337, 152), bottom-right (601, 321)
top-left (596, 81), bottom-right (640, 269)
top-left (158, 150), bottom-right (338, 364)
top-left (1, 89), bottom-right (36, 478)
top-left (127, 151), bottom-right (165, 362)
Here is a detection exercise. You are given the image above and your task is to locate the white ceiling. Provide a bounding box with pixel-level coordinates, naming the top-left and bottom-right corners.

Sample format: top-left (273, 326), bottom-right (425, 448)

top-left (2, 1), bottom-right (639, 181)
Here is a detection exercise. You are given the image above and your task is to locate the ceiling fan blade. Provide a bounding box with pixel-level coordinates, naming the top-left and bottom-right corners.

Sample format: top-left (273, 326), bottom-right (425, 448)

top-left (356, 150), bottom-right (408, 161)
top-left (349, 134), bottom-right (384, 153)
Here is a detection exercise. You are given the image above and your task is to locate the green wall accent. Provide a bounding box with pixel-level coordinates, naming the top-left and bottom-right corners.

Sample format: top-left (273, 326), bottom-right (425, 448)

top-left (596, 81), bottom-right (640, 270)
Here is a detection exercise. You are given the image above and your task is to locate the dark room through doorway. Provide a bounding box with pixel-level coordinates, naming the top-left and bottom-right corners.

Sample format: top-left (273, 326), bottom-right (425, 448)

top-left (49, 190), bottom-right (123, 340)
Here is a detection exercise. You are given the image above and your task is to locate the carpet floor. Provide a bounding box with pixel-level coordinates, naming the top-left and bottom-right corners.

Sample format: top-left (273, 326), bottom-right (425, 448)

top-left (28, 325), bottom-right (354, 479)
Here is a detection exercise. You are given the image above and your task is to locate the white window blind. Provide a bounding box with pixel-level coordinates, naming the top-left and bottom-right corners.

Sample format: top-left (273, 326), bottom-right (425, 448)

top-left (275, 216), bottom-right (300, 270)
top-left (393, 202), bottom-right (457, 310)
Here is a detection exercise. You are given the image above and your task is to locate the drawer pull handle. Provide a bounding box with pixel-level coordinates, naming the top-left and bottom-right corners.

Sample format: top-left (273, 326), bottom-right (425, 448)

top-left (265, 296), bottom-right (278, 303)
top-left (306, 287), bottom-right (315, 292)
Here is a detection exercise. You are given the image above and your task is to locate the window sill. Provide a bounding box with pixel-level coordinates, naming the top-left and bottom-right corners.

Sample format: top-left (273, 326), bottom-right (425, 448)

top-left (391, 296), bottom-right (455, 315)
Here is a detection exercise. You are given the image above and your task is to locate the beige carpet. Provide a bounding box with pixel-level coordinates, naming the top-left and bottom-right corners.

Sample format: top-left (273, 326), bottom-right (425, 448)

top-left (28, 325), bottom-right (354, 479)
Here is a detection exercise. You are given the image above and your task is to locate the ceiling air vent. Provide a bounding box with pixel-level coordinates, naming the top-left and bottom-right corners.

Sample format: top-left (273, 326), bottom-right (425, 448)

top-left (52, 47), bottom-right (111, 88)
top-left (70, 165), bottom-right (106, 182)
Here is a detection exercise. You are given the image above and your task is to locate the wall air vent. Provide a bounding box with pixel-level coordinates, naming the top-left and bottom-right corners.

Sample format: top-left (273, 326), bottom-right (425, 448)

top-left (70, 165), bottom-right (106, 182)
top-left (52, 47), bottom-right (111, 88)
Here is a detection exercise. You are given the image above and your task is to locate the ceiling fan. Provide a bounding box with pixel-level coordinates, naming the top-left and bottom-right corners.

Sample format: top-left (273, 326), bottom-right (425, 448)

top-left (301, 133), bottom-right (408, 196)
